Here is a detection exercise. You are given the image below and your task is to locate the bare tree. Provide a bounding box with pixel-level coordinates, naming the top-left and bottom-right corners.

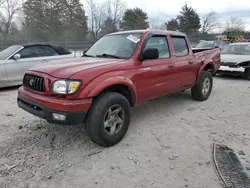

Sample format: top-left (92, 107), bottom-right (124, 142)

top-left (107, 0), bottom-right (126, 30)
top-left (0, 0), bottom-right (4, 33)
top-left (0, 0), bottom-right (22, 37)
top-left (225, 16), bottom-right (245, 32)
top-left (0, 0), bottom-right (5, 6)
top-left (201, 11), bottom-right (219, 34)
top-left (86, 0), bottom-right (126, 40)
top-left (87, 0), bottom-right (107, 41)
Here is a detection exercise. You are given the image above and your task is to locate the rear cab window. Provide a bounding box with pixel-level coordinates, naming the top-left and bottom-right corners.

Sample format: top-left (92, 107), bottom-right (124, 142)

top-left (171, 36), bottom-right (189, 57)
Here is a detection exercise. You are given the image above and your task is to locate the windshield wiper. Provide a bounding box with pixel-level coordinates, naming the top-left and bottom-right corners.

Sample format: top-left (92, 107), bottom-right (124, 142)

top-left (96, 53), bottom-right (121, 59)
top-left (82, 53), bottom-right (95, 58)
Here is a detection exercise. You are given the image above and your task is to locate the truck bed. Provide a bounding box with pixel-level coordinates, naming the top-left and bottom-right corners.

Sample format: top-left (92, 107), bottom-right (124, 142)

top-left (192, 47), bottom-right (218, 54)
top-left (193, 47), bottom-right (221, 73)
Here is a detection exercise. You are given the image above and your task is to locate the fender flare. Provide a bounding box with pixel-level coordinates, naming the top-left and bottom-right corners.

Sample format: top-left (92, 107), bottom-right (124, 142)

top-left (79, 76), bottom-right (137, 103)
top-left (196, 60), bottom-right (214, 84)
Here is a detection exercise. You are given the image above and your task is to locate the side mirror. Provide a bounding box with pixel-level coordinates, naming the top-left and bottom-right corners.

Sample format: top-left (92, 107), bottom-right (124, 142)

top-left (142, 48), bottom-right (159, 60)
top-left (13, 54), bottom-right (21, 60)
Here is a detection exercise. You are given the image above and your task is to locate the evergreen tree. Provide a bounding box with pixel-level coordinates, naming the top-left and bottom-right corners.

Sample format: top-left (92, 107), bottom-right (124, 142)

top-left (101, 17), bottom-right (117, 35)
top-left (120, 7), bottom-right (149, 30)
top-left (165, 18), bottom-right (179, 31)
top-left (178, 4), bottom-right (201, 34)
top-left (23, 0), bottom-right (87, 41)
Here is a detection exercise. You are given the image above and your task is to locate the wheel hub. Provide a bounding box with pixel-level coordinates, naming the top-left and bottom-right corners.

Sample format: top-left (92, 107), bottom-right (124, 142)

top-left (202, 78), bottom-right (211, 95)
top-left (104, 105), bottom-right (125, 135)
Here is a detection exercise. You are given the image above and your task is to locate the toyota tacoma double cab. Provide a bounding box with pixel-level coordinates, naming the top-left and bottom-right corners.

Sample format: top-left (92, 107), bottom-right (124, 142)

top-left (18, 29), bottom-right (221, 147)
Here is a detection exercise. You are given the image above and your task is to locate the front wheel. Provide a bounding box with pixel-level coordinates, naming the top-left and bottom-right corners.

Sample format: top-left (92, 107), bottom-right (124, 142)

top-left (85, 92), bottom-right (131, 147)
top-left (191, 71), bottom-right (213, 101)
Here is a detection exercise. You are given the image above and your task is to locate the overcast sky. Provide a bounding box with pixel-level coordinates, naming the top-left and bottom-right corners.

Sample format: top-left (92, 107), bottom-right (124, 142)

top-left (82, 0), bottom-right (250, 31)
top-left (123, 0), bottom-right (250, 14)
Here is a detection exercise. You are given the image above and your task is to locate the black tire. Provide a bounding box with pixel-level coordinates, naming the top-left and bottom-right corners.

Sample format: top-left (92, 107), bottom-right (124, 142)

top-left (191, 71), bottom-right (213, 101)
top-left (85, 92), bottom-right (131, 147)
top-left (244, 68), bottom-right (250, 80)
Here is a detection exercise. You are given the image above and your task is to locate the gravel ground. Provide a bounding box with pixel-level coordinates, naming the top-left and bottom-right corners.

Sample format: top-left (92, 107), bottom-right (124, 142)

top-left (0, 75), bottom-right (250, 188)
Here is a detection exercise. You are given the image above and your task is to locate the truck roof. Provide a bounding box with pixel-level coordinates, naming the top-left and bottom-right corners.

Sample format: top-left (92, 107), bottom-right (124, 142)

top-left (108, 29), bottom-right (186, 37)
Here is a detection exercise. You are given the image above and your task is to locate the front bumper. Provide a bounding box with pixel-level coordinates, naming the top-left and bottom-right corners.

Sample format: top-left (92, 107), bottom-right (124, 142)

top-left (217, 66), bottom-right (245, 76)
top-left (18, 86), bottom-right (92, 125)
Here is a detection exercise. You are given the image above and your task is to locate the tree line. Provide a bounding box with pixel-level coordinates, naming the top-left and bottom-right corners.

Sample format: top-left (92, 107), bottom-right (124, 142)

top-left (0, 0), bottom-right (247, 42)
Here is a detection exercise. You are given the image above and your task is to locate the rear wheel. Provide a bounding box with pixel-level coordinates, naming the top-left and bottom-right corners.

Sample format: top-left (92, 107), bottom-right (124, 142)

top-left (244, 68), bottom-right (250, 80)
top-left (85, 92), bottom-right (131, 147)
top-left (191, 71), bottom-right (213, 101)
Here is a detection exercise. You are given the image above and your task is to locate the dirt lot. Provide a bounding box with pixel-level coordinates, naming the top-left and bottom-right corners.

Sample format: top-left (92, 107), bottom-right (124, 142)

top-left (0, 76), bottom-right (250, 188)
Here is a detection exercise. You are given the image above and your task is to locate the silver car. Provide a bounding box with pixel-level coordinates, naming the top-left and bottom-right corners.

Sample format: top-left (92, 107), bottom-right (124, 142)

top-left (218, 42), bottom-right (250, 80)
top-left (195, 40), bottom-right (227, 49)
top-left (0, 44), bottom-right (76, 88)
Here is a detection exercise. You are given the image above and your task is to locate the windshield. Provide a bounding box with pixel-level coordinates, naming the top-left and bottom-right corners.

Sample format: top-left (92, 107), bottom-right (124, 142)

top-left (85, 33), bottom-right (143, 59)
top-left (0, 45), bottom-right (22, 60)
top-left (195, 41), bottom-right (214, 48)
top-left (222, 44), bottom-right (250, 55)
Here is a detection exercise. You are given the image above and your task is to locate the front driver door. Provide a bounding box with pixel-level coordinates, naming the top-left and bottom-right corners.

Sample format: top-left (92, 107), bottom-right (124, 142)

top-left (5, 46), bottom-right (44, 84)
top-left (133, 35), bottom-right (176, 103)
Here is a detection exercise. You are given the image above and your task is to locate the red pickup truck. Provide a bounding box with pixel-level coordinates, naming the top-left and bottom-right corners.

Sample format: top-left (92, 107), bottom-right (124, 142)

top-left (18, 29), bottom-right (221, 147)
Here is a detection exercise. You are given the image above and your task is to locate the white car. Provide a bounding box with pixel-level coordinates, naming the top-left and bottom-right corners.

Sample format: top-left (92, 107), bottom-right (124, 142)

top-left (0, 44), bottom-right (77, 88)
top-left (218, 42), bottom-right (250, 80)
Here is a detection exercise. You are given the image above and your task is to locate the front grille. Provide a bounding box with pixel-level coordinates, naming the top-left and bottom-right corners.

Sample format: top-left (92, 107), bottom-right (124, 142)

top-left (213, 144), bottom-right (250, 187)
top-left (23, 74), bottom-right (45, 92)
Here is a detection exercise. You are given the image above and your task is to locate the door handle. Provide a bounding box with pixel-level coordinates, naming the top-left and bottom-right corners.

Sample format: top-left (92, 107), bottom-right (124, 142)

top-left (42, 60), bottom-right (48, 63)
top-left (168, 64), bottom-right (175, 68)
top-left (189, 61), bottom-right (194, 64)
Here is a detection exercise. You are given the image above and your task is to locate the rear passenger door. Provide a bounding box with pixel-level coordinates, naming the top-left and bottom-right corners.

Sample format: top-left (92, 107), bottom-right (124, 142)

top-left (170, 36), bottom-right (198, 89)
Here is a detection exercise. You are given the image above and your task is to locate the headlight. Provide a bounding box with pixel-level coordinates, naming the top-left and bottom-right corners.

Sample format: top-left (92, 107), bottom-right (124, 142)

top-left (52, 80), bottom-right (81, 94)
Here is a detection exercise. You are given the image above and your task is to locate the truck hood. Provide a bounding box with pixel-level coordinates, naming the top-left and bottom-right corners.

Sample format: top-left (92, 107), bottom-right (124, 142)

top-left (28, 57), bottom-right (125, 78)
top-left (221, 54), bottom-right (250, 64)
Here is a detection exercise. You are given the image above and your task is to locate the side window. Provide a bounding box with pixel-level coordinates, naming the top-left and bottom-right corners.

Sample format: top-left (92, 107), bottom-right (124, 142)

top-left (143, 35), bottom-right (170, 59)
top-left (36, 46), bottom-right (59, 57)
top-left (171, 37), bottom-right (189, 57)
top-left (19, 47), bottom-right (38, 59)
